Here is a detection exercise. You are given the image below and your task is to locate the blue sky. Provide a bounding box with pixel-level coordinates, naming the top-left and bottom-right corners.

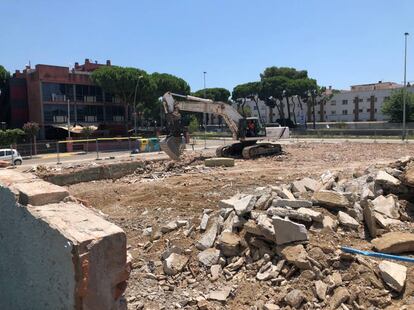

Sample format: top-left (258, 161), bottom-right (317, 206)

top-left (1, 0), bottom-right (413, 92)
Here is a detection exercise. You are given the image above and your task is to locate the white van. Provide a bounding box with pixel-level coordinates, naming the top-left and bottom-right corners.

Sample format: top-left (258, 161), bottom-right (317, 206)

top-left (0, 149), bottom-right (23, 165)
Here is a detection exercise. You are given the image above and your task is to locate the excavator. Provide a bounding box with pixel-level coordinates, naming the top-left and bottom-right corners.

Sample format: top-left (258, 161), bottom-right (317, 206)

top-left (160, 92), bottom-right (289, 160)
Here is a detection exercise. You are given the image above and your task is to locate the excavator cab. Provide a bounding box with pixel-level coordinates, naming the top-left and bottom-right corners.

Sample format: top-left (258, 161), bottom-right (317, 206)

top-left (238, 117), bottom-right (266, 140)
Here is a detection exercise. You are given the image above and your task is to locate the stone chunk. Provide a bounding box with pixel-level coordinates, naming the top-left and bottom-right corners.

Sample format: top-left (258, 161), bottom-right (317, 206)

top-left (233, 195), bottom-right (257, 216)
top-left (163, 253), bottom-right (188, 275)
top-left (374, 212), bottom-right (402, 228)
top-left (371, 195), bottom-right (399, 219)
top-left (256, 214), bottom-right (277, 241)
top-left (284, 289), bottom-right (305, 308)
top-left (219, 194), bottom-right (244, 209)
top-left (263, 304), bottom-right (280, 310)
top-left (196, 218), bottom-right (219, 250)
top-left (272, 216), bottom-right (308, 245)
top-left (337, 211), bottom-right (360, 229)
top-left (210, 264), bottom-right (222, 281)
top-left (277, 187), bottom-right (296, 200)
top-left (200, 213), bottom-right (210, 231)
top-left (198, 248), bottom-right (220, 267)
top-left (329, 287), bottom-right (350, 310)
top-left (372, 232), bottom-right (414, 254)
top-left (378, 260), bottom-right (407, 293)
top-left (13, 180), bottom-right (69, 206)
top-left (267, 207), bottom-right (312, 222)
top-left (272, 199), bottom-right (313, 209)
top-left (363, 204), bottom-right (377, 238)
top-left (160, 221), bottom-right (178, 233)
top-left (314, 280), bottom-right (327, 301)
top-left (297, 208), bottom-right (323, 222)
top-left (255, 192), bottom-right (273, 210)
top-left (205, 157), bottom-right (235, 167)
top-left (375, 170), bottom-right (401, 187)
top-left (312, 190), bottom-right (349, 209)
top-left (207, 287), bottom-right (232, 302)
top-left (301, 177), bottom-right (321, 192)
top-left (281, 244), bottom-right (311, 270)
top-left (403, 166), bottom-right (414, 187)
top-left (322, 216), bottom-right (338, 230)
top-left (218, 232), bottom-right (241, 257)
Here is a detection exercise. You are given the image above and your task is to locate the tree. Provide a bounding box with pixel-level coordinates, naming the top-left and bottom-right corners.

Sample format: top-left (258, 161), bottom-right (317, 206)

top-left (188, 115), bottom-right (199, 133)
top-left (23, 122), bottom-right (40, 156)
top-left (0, 65), bottom-right (10, 96)
top-left (151, 72), bottom-right (191, 97)
top-left (0, 129), bottom-right (24, 146)
top-left (91, 66), bottom-right (156, 132)
top-left (382, 90), bottom-right (414, 122)
top-left (193, 88), bottom-right (230, 102)
top-left (260, 67), bottom-right (308, 80)
top-left (0, 66), bottom-right (10, 122)
top-left (81, 126), bottom-right (95, 153)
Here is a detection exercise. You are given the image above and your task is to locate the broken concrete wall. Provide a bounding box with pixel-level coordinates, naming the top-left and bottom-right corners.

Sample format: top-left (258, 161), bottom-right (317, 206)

top-left (0, 170), bottom-right (130, 310)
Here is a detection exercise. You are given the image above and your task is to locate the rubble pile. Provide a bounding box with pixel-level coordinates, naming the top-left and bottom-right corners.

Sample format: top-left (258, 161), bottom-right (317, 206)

top-left (131, 156), bottom-right (414, 309)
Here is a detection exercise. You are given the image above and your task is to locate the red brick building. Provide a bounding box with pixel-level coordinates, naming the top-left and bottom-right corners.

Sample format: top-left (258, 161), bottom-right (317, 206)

top-left (7, 59), bottom-right (128, 139)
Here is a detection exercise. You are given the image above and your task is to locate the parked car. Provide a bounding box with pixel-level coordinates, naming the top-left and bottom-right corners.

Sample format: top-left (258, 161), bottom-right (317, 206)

top-left (0, 149), bottom-right (23, 165)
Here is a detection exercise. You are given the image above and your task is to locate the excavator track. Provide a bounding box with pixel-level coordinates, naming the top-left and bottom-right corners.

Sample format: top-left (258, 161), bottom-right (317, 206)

top-left (216, 142), bottom-right (245, 158)
top-left (241, 143), bottom-right (282, 159)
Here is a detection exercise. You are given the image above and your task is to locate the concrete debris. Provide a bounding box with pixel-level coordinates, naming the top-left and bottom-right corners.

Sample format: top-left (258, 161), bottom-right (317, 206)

top-left (281, 244), bottom-right (311, 270)
top-left (198, 248), bottom-right (220, 267)
top-left (267, 207), bottom-right (312, 222)
top-left (200, 213), bottom-right (210, 231)
top-left (371, 195), bottom-right (399, 219)
top-left (272, 198), bottom-right (313, 209)
top-left (284, 289), bottom-right (305, 308)
top-left (297, 207), bottom-right (324, 222)
top-left (312, 190), bottom-right (350, 209)
top-left (330, 287), bottom-right (350, 310)
top-left (363, 203), bottom-right (378, 238)
top-left (322, 215), bottom-right (338, 230)
top-left (196, 218), bottom-right (219, 250)
top-left (205, 157), bottom-right (235, 167)
top-left (218, 232), bottom-right (241, 257)
top-left (378, 260), bottom-right (407, 293)
top-left (163, 253), bottom-right (189, 276)
top-left (233, 194), bottom-right (257, 216)
top-left (375, 170), bottom-right (401, 187)
top-left (207, 287), bottom-right (232, 302)
top-left (338, 211), bottom-right (360, 229)
top-left (160, 221), bottom-right (179, 233)
top-left (372, 232), bottom-right (414, 254)
top-left (314, 280), bottom-right (327, 300)
top-left (263, 303), bottom-right (280, 310)
top-left (273, 216), bottom-right (308, 245)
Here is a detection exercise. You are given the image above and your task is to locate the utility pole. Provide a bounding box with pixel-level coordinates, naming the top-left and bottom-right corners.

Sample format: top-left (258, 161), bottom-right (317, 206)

top-left (133, 76), bottom-right (143, 136)
top-left (203, 71), bottom-right (207, 149)
top-left (402, 32), bottom-right (409, 140)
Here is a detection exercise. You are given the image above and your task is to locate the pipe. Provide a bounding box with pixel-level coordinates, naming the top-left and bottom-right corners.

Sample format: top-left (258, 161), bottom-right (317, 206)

top-left (341, 246), bottom-right (414, 263)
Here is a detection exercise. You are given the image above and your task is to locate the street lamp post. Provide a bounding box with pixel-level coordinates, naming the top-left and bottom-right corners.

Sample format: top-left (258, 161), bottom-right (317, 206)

top-left (402, 32), bottom-right (409, 140)
top-left (203, 71), bottom-right (207, 149)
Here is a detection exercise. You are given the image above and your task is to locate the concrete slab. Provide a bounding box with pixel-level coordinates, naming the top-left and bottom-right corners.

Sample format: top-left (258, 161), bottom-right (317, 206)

top-left (13, 180), bottom-right (69, 206)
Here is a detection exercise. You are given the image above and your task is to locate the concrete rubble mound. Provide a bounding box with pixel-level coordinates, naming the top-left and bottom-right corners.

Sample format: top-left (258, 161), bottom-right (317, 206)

top-left (131, 156), bottom-right (414, 309)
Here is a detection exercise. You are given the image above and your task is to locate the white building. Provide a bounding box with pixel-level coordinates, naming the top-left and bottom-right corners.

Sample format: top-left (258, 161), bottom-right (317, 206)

top-left (231, 81), bottom-right (414, 124)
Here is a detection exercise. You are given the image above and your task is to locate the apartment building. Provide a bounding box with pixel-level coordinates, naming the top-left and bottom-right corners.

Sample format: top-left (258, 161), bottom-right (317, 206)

top-left (7, 59), bottom-right (128, 139)
top-left (235, 81), bottom-right (414, 125)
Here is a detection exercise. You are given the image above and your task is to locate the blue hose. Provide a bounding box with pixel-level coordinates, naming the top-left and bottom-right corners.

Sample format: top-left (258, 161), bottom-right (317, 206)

top-left (341, 246), bottom-right (414, 263)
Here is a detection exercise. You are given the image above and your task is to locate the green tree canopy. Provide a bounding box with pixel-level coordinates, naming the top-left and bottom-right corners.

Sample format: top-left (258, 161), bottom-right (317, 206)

top-left (193, 88), bottom-right (230, 102)
top-left (232, 82), bottom-right (261, 100)
top-left (0, 129), bottom-right (24, 146)
top-left (382, 90), bottom-right (414, 122)
top-left (23, 122), bottom-right (40, 137)
top-left (260, 67), bottom-right (308, 80)
top-left (151, 72), bottom-right (191, 98)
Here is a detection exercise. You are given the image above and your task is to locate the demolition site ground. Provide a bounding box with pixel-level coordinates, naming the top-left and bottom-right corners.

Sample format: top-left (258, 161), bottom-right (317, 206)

top-left (67, 142), bottom-right (414, 310)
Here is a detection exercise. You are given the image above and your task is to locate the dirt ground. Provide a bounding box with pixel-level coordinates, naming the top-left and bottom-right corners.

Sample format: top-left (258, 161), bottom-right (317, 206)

top-left (68, 142), bottom-right (414, 309)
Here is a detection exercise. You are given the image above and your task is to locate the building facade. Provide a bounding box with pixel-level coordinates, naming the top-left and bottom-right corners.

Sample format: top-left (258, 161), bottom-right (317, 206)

top-left (234, 82), bottom-right (414, 125)
top-left (7, 59), bottom-right (128, 139)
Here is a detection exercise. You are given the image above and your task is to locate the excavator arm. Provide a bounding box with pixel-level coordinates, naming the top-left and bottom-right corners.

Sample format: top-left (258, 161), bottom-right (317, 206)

top-left (160, 92), bottom-right (243, 160)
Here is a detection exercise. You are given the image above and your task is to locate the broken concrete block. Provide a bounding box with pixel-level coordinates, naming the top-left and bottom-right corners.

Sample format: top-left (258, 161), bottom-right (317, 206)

top-left (255, 192), bottom-right (273, 210)
top-left (272, 198), bottom-right (312, 209)
top-left (372, 232), bottom-right (414, 254)
top-left (0, 187), bottom-right (129, 310)
top-left (200, 213), bottom-right (210, 231)
top-left (403, 166), bottom-right (414, 187)
top-left (205, 157), bottom-right (235, 167)
top-left (374, 212), bottom-right (402, 228)
top-left (160, 221), bottom-right (178, 233)
top-left (233, 195), bottom-right (257, 216)
top-left (297, 207), bottom-right (323, 222)
top-left (277, 187), bottom-right (296, 200)
top-left (196, 218), bottom-right (219, 250)
top-left (378, 260), bottom-right (407, 293)
top-left (218, 193), bottom-right (244, 208)
top-left (281, 244), bottom-right (311, 270)
top-left (273, 216), bottom-right (308, 245)
top-left (284, 289), bottom-right (305, 308)
top-left (210, 264), bottom-right (222, 281)
top-left (363, 204), bottom-right (378, 238)
top-left (218, 232), bottom-right (241, 257)
top-left (322, 216), bottom-right (338, 230)
top-left (207, 287), bottom-right (232, 302)
top-left (161, 245), bottom-right (183, 260)
top-left (301, 177), bottom-right (321, 192)
top-left (329, 287), bottom-right (350, 310)
top-left (314, 280), bottom-right (327, 301)
top-left (337, 211), bottom-right (360, 229)
top-left (163, 253), bottom-right (189, 275)
top-left (267, 207), bottom-right (312, 222)
top-left (371, 195), bottom-right (399, 219)
top-left (375, 170), bottom-right (401, 187)
top-left (198, 248), bottom-right (220, 267)
top-left (312, 190), bottom-right (349, 209)
top-left (256, 214), bottom-right (276, 241)
top-left (292, 180), bottom-right (307, 193)
top-left (263, 303), bottom-right (280, 310)
top-left (13, 180), bottom-right (69, 206)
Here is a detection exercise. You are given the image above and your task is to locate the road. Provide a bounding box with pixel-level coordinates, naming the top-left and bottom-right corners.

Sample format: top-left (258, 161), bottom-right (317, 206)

top-left (12, 136), bottom-right (414, 170)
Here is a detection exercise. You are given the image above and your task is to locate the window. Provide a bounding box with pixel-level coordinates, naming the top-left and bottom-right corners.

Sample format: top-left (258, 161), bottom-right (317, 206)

top-left (42, 83), bottom-right (74, 102)
top-left (367, 109), bottom-right (370, 112)
top-left (43, 104), bottom-right (75, 123)
top-left (359, 109), bottom-right (363, 113)
top-left (331, 111), bottom-right (336, 115)
top-left (105, 105), bottom-right (125, 122)
top-left (342, 110), bottom-right (348, 115)
top-left (384, 96), bottom-right (390, 101)
top-left (0, 151), bottom-right (4, 157)
top-left (331, 100), bottom-right (336, 106)
top-left (342, 100), bottom-right (348, 105)
top-left (375, 109), bottom-right (378, 112)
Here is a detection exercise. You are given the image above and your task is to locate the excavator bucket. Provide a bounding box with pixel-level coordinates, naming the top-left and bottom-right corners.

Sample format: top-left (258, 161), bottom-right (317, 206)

top-left (160, 136), bottom-right (184, 160)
